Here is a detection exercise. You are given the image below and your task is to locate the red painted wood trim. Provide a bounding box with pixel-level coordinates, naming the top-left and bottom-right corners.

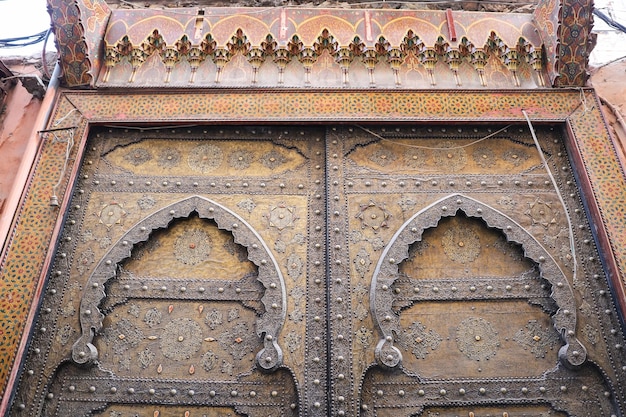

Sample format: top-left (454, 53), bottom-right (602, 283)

top-left (564, 120), bottom-right (626, 325)
top-left (446, 9), bottom-right (457, 42)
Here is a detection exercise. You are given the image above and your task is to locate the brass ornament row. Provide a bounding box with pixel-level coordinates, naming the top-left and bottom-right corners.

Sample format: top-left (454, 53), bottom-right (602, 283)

top-left (103, 28), bottom-right (544, 86)
top-left (370, 193), bottom-right (587, 370)
top-left (72, 196), bottom-right (287, 373)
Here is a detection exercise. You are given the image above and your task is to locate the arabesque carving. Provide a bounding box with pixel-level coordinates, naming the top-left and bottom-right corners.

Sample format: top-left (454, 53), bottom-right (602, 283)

top-left (102, 25), bottom-right (544, 88)
top-left (371, 193), bottom-right (586, 370)
top-left (72, 195), bottom-right (287, 373)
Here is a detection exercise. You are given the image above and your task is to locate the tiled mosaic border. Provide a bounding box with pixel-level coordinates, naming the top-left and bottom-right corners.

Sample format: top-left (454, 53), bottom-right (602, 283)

top-left (1, 88), bottom-right (625, 402)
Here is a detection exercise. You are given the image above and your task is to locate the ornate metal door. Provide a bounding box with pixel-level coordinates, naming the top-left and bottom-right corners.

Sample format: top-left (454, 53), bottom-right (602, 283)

top-left (10, 124), bottom-right (626, 416)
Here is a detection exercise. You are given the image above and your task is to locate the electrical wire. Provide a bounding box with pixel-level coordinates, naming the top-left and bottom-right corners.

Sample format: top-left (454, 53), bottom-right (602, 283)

top-left (522, 109), bottom-right (578, 289)
top-left (593, 8), bottom-right (626, 34)
top-left (41, 28), bottom-right (52, 80)
top-left (0, 29), bottom-right (48, 48)
top-left (356, 124), bottom-right (512, 150)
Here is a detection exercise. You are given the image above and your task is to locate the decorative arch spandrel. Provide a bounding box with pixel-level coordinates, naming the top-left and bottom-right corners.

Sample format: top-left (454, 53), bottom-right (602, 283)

top-left (370, 193), bottom-right (586, 370)
top-left (72, 195), bottom-right (287, 373)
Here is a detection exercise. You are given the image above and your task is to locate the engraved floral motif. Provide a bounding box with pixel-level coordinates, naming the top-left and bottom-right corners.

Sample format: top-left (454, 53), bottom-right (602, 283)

top-left (144, 307), bottom-right (162, 327)
top-left (290, 286), bottom-right (305, 306)
top-left (433, 141), bottom-right (467, 171)
top-left (398, 196), bottom-right (417, 212)
top-left (353, 283), bottom-right (369, 299)
top-left (61, 300), bottom-right (76, 317)
top-left (188, 144), bottom-right (223, 173)
top-left (513, 320), bottom-right (560, 358)
top-left (354, 302), bottom-right (369, 321)
top-left (76, 247), bottom-right (95, 275)
top-left (583, 323), bottom-right (598, 345)
top-left (267, 203), bottom-right (299, 231)
top-left (472, 146), bottom-right (496, 168)
top-left (137, 195), bottom-right (156, 210)
top-left (497, 195), bottom-right (517, 207)
top-left (397, 321), bottom-right (442, 359)
top-left (221, 360), bottom-right (234, 375)
top-left (353, 247), bottom-right (372, 279)
top-left (58, 324), bottom-right (73, 345)
top-left (455, 317), bottom-right (500, 361)
top-left (370, 237), bottom-right (385, 251)
top-left (237, 198), bottom-right (256, 213)
top-left (174, 229), bottom-right (212, 266)
top-left (260, 150), bottom-right (286, 169)
top-left (102, 318), bottom-right (144, 355)
top-left (158, 147), bottom-right (181, 168)
top-left (289, 308), bottom-right (304, 322)
top-left (202, 350), bottom-right (218, 371)
top-left (124, 147), bottom-right (152, 166)
top-left (274, 239), bottom-right (287, 253)
top-left (292, 233), bottom-right (305, 245)
top-left (227, 307), bottom-right (240, 322)
top-left (350, 230), bottom-right (364, 243)
top-left (128, 303), bottom-right (140, 318)
top-left (355, 201), bottom-right (392, 232)
top-left (354, 326), bottom-right (373, 365)
top-left (503, 148), bottom-right (529, 166)
top-left (81, 229), bottom-right (95, 243)
top-left (579, 301), bottom-right (592, 318)
top-left (160, 318), bottom-right (203, 361)
top-left (205, 309), bottom-right (223, 330)
top-left (137, 347), bottom-right (155, 368)
top-left (98, 201), bottom-right (127, 228)
top-left (355, 326), bottom-right (373, 348)
top-left (98, 235), bottom-right (112, 249)
top-left (526, 198), bottom-right (558, 229)
top-left (285, 330), bottom-right (301, 353)
top-left (218, 322), bottom-right (254, 360)
top-left (286, 253), bottom-right (303, 280)
top-left (119, 357), bottom-right (131, 371)
top-left (229, 149), bottom-right (254, 170)
top-left (442, 227), bottom-right (481, 263)
top-left (368, 147), bottom-right (397, 167)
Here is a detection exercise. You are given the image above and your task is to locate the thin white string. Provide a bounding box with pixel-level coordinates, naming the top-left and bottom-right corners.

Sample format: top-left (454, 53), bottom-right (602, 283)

top-left (579, 87), bottom-right (590, 113)
top-left (53, 108), bottom-right (80, 127)
top-left (356, 124), bottom-right (512, 150)
top-left (522, 109), bottom-right (578, 284)
top-left (50, 129), bottom-right (75, 200)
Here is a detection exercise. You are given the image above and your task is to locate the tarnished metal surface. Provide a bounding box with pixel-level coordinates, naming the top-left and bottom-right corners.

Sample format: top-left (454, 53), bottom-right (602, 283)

top-left (11, 126), bottom-right (325, 416)
top-left (10, 124), bottom-right (626, 416)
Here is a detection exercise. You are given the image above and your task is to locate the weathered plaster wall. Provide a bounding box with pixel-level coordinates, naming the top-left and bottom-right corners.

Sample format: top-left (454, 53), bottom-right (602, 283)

top-left (0, 61), bottom-right (43, 220)
top-left (591, 59), bottom-right (626, 168)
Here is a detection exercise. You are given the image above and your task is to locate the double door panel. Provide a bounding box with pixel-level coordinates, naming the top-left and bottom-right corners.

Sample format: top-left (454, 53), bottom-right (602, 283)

top-left (10, 125), bottom-right (622, 416)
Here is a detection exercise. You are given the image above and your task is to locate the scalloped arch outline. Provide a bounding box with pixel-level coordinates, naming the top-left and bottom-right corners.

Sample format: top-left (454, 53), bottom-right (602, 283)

top-left (71, 195), bottom-right (286, 372)
top-left (370, 193), bottom-right (586, 370)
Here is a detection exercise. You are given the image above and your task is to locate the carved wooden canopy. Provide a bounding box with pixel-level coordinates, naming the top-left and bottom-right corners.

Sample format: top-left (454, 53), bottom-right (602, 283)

top-left (47, 0), bottom-right (595, 88)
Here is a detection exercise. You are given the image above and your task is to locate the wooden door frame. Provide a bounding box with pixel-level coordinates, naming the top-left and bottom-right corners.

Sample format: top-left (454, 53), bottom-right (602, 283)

top-left (2, 88), bottom-right (626, 414)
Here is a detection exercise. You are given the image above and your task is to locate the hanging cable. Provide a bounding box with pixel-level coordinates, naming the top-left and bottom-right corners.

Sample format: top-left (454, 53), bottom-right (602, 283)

top-left (0, 30), bottom-right (48, 48)
top-left (594, 8), bottom-right (626, 34)
top-left (41, 28), bottom-right (53, 80)
top-left (522, 109), bottom-right (578, 285)
top-left (356, 124), bottom-right (512, 150)
top-left (48, 128), bottom-right (75, 207)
